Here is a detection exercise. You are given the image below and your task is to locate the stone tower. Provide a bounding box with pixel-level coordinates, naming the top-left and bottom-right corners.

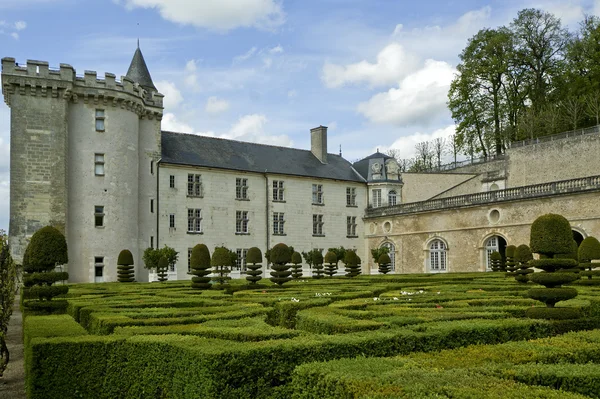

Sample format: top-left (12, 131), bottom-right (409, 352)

top-left (1, 47), bottom-right (163, 282)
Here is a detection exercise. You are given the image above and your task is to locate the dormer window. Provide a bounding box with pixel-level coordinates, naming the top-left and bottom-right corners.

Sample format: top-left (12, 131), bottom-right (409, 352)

top-left (388, 190), bottom-right (397, 206)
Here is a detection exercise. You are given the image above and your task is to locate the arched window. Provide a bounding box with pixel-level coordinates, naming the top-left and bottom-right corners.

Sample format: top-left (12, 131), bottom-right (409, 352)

top-left (381, 242), bottom-right (395, 272)
top-left (429, 240), bottom-right (447, 272)
top-left (388, 190), bottom-right (397, 206)
top-left (485, 236), bottom-right (506, 270)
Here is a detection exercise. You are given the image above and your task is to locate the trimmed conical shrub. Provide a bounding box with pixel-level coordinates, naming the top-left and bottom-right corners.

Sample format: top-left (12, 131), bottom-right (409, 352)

top-left (527, 214), bottom-right (580, 319)
top-left (324, 251), bottom-right (337, 277)
top-left (291, 251), bottom-right (303, 279)
top-left (23, 226), bottom-right (69, 313)
top-left (190, 244), bottom-right (212, 290)
top-left (211, 247), bottom-right (232, 286)
top-left (490, 251), bottom-right (502, 272)
top-left (378, 253), bottom-right (391, 274)
top-left (578, 237), bottom-right (600, 284)
top-left (344, 250), bottom-right (361, 278)
top-left (514, 244), bottom-right (534, 283)
top-left (246, 247), bottom-right (263, 285)
top-left (505, 245), bottom-right (517, 275)
top-left (269, 243), bottom-right (292, 286)
top-left (117, 249), bottom-right (135, 282)
top-left (157, 256), bottom-right (168, 282)
top-left (312, 251), bottom-right (324, 279)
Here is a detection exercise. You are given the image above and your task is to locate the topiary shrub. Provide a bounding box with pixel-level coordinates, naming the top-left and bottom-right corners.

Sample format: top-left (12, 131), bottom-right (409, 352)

top-left (490, 251), bottom-right (502, 272)
top-left (527, 214), bottom-right (579, 319)
top-left (578, 237), bottom-right (600, 284)
top-left (505, 245), bottom-right (517, 275)
top-left (324, 251), bottom-right (337, 277)
top-left (246, 247), bottom-right (263, 285)
top-left (312, 251), bottom-right (324, 279)
top-left (290, 251), bottom-right (303, 279)
top-left (378, 253), bottom-right (391, 275)
top-left (269, 243), bottom-right (292, 286)
top-left (23, 226), bottom-right (69, 313)
top-left (514, 244), bottom-right (534, 283)
top-left (343, 250), bottom-right (361, 278)
top-left (117, 250), bottom-right (135, 282)
top-left (157, 256), bottom-right (168, 282)
top-left (211, 247), bottom-right (232, 287)
top-left (190, 244), bottom-right (212, 290)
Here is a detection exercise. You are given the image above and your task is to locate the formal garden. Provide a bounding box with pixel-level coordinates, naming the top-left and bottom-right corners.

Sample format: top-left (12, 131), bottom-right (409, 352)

top-left (10, 213), bottom-right (600, 398)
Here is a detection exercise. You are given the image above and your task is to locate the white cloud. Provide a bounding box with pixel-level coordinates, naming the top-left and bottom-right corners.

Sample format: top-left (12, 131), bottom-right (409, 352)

top-left (14, 20), bottom-right (26, 30)
top-left (184, 59), bottom-right (199, 90)
top-left (269, 45), bottom-right (283, 54)
top-left (379, 125), bottom-right (456, 160)
top-left (155, 81), bottom-right (183, 110)
top-left (542, 1), bottom-right (584, 26)
top-left (322, 43), bottom-right (419, 88)
top-left (287, 89), bottom-right (297, 98)
top-left (10, 32), bottom-right (18, 40)
top-left (118, 0), bottom-right (285, 31)
top-left (223, 114), bottom-right (292, 146)
top-left (161, 113), bottom-right (194, 133)
top-left (357, 59), bottom-right (456, 126)
top-left (205, 96), bottom-right (230, 114)
top-left (233, 47), bottom-right (257, 63)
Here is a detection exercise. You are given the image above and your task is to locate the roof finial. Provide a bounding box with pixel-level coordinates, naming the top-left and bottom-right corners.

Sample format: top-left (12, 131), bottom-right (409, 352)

top-left (377, 148), bottom-right (379, 153)
top-left (339, 144), bottom-right (342, 157)
top-left (137, 37), bottom-right (140, 49)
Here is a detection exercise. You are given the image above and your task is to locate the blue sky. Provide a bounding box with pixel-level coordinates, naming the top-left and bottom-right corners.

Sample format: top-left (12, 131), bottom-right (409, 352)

top-left (0, 0), bottom-right (598, 232)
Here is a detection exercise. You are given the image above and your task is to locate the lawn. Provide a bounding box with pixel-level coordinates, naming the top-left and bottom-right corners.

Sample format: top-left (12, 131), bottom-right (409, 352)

top-left (23, 273), bottom-right (600, 398)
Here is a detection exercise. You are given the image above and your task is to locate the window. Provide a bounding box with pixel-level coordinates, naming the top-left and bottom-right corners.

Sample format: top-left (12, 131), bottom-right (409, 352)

top-left (388, 190), bottom-right (397, 206)
top-left (188, 248), bottom-right (193, 273)
top-left (169, 214), bottom-right (175, 229)
top-left (94, 153), bottom-right (105, 176)
top-left (187, 209), bottom-right (202, 233)
top-left (236, 248), bottom-right (248, 272)
top-left (346, 187), bottom-right (356, 206)
top-left (312, 184), bottom-right (323, 204)
top-left (94, 256), bottom-right (104, 283)
top-left (95, 109), bottom-right (105, 132)
top-left (150, 160), bottom-right (154, 175)
top-left (273, 180), bottom-right (284, 201)
top-left (273, 212), bottom-right (285, 235)
top-left (94, 206), bottom-right (104, 227)
top-left (381, 242), bottom-right (395, 272)
top-left (236, 178), bottom-right (248, 199)
top-left (485, 236), bottom-right (500, 270)
top-left (372, 189), bottom-right (382, 208)
top-left (236, 211), bottom-right (249, 234)
top-left (169, 175), bottom-right (175, 188)
top-left (312, 214), bottom-right (324, 236)
top-left (150, 236), bottom-right (154, 249)
top-left (347, 216), bottom-right (357, 237)
top-left (150, 199), bottom-right (154, 213)
top-left (429, 240), bottom-right (447, 272)
top-left (187, 174), bottom-right (202, 197)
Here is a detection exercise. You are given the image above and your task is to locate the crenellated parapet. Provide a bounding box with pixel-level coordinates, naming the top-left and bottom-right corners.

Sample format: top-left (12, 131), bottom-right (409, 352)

top-left (1, 57), bottom-right (163, 120)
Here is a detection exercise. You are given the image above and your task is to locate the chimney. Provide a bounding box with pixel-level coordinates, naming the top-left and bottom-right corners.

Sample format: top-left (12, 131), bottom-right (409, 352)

top-left (310, 125), bottom-right (328, 164)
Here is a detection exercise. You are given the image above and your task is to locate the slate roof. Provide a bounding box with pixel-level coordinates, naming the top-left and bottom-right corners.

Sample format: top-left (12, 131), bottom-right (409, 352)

top-left (126, 47), bottom-right (157, 90)
top-left (352, 151), bottom-right (393, 180)
top-left (161, 131), bottom-right (366, 183)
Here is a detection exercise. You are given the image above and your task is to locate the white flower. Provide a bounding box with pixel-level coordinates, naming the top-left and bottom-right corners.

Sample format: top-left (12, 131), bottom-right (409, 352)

top-left (373, 297), bottom-right (379, 301)
top-left (408, 298), bottom-right (412, 301)
top-left (393, 297), bottom-right (399, 300)
top-left (291, 298), bottom-right (300, 302)
top-left (419, 290), bottom-right (424, 294)
top-left (437, 292), bottom-right (441, 295)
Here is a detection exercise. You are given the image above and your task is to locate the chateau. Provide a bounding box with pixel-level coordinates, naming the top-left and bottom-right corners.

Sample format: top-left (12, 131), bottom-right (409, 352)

top-left (3, 48), bottom-right (600, 283)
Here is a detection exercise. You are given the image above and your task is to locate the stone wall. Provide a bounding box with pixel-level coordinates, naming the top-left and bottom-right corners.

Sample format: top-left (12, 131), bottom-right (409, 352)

top-left (401, 172), bottom-right (477, 203)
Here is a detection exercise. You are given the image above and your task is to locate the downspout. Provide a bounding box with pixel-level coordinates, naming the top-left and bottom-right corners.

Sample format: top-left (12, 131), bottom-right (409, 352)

top-left (264, 170), bottom-right (269, 264)
top-left (156, 158), bottom-right (161, 249)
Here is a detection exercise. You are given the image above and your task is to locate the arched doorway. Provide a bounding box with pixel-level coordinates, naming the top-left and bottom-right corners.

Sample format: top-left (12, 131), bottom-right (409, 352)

top-left (381, 242), bottom-right (395, 272)
top-left (485, 235), bottom-right (507, 271)
top-left (572, 230), bottom-right (585, 247)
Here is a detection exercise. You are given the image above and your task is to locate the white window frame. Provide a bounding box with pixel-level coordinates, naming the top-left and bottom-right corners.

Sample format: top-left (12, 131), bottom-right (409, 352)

top-left (94, 205), bottom-right (104, 227)
top-left (388, 190), bottom-right (397, 206)
top-left (94, 153), bottom-right (105, 176)
top-left (373, 189), bottom-right (382, 208)
top-left (169, 175), bottom-right (175, 189)
top-left (346, 187), bottom-right (356, 206)
top-left (312, 184), bottom-right (323, 204)
top-left (312, 214), bottom-right (324, 236)
top-left (94, 256), bottom-right (104, 283)
top-left (485, 237), bottom-right (499, 271)
top-left (169, 214), bottom-right (175, 229)
top-left (236, 248), bottom-right (248, 272)
top-left (236, 178), bottom-right (249, 200)
top-left (236, 210), bottom-right (249, 234)
top-left (429, 240), bottom-right (447, 272)
top-left (273, 180), bottom-right (284, 201)
top-left (347, 216), bottom-right (357, 237)
top-left (187, 209), bottom-right (202, 233)
top-left (273, 212), bottom-right (285, 235)
top-left (187, 174), bottom-right (202, 197)
top-left (95, 109), bottom-right (105, 132)
top-left (381, 242), bottom-right (395, 271)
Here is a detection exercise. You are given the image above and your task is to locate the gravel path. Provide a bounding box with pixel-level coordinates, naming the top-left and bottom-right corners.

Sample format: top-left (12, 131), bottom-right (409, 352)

top-left (0, 295), bottom-right (25, 399)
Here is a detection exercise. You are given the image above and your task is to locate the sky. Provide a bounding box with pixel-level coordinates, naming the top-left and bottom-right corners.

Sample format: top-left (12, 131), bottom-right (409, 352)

top-left (0, 0), bottom-right (599, 233)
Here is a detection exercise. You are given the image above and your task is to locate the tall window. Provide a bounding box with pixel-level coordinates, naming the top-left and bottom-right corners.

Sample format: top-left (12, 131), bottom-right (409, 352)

top-left (312, 184), bottom-right (323, 204)
top-left (236, 248), bottom-right (248, 272)
top-left (347, 216), bottom-right (357, 237)
top-left (485, 237), bottom-right (499, 270)
top-left (150, 160), bottom-right (154, 175)
top-left (150, 199), bottom-right (154, 213)
top-left (273, 212), bottom-right (285, 235)
top-left (188, 248), bottom-right (193, 273)
top-left (94, 256), bottom-right (104, 283)
top-left (381, 242), bottom-right (395, 271)
top-left (388, 190), bottom-right (397, 206)
top-left (94, 206), bottom-right (104, 227)
top-left (95, 109), bottom-right (105, 132)
top-left (372, 189), bottom-right (382, 208)
top-left (169, 175), bottom-right (175, 188)
top-left (346, 187), bottom-right (357, 206)
top-left (187, 174), bottom-right (202, 197)
top-left (429, 240), bottom-right (447, 272)
top-left (169, 214), bottom-right (175, 228)
top-left (312, 214), bottom-right (324, 235)
top-left (94, 153), bottom-right (105, 176)
top-left (187, 209), bottom-right (202, 233)
top-left (236, 211), bottom-right (249, 233)
top-left (236, 178), bottom-right (248, 199)
top-left (150, 236), bottom-right (154, 248)
top-left (273, 180), bottom-right (284, 201)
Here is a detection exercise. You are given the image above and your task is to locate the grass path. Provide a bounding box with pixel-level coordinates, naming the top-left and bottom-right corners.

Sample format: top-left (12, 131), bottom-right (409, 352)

top-left (0, 295), bottom-right (25, 399)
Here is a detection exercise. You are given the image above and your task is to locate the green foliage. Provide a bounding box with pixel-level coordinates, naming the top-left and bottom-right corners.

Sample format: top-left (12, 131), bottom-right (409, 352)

top-left (554, 240), bottom-right (579, 261)
top-left (301, 249), bottom-right (322, 270)
top-left (527, 288), bottom-right (578, 307)
top-left (528, 272), bottom-right (578, 288)
top-left (117, 250), bottom-right (134, 283)
top-left (326, 247), bottom-right (346, 265)
top-left (157, 256), bottom-right (168, 282)
top-left (323, 251), bottom-right (337, 277)
top-left (246, 247), bottom-right (262, 264)
top-left (343, 250), bottom-right (361, 278)
top-left (269, 244), bottom-right (292, 286)
top-left (0, 232), bottom-right (16, 376)
top-left (579, 236), bottom-right (600, 263)
top-left (246, 247), bottom-right (263, 285)
top-left (371, 246), bottom-right (389, 264)
top-left (378, 253), bottom-right (392, 275)
top-left (530, 214), bottom-right (574, 257)
top-left (270, 243), bottom-right (291, 265)
top-left (290, 252), bottom-right (303, 279)
top-left (117, 250), bottom-right (134, 266)
top-left (515, 244), bottom-right (533, 265)
top-left (26, 226), bottom-right (68, 272)
top-left (211, 247), bottom-right (232, 286)
top-left (143, 245), bottom-right (179, 271)
top-left (490, 251), bottom-right (503, 272)
top-left (505, 245), bottom-right (517, 274)
top-left (525, 307), bottom-right (583, 320)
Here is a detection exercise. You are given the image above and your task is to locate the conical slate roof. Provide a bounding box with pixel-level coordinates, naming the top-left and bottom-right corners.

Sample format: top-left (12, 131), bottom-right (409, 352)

top-left (126, 46), bottom-right (156, 91)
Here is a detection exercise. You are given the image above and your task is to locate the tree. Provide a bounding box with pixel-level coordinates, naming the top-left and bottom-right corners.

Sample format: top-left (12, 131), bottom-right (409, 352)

top-left (514, 244), bottom-right (534, 283)
top-left (117, 250), bottom-right (135, 282)
top-left (414, 141), bottom-right (434, 170)
top-left (370, 246), bottom-right (389, 265)
top-left (269, 243), bottom-right (292, 286)
top-left (327, 247), bottom-right (346, 270)
top-left (560, 96), bottom-right (585, 130)
top-left (143, 245), bottom-right (179, 281)
top-left (302, 249), bottom-right (322, 270)
top-left (505, 245), bottom-right (517, 275)
top-left (343, 250), bottom-right (361, 278)
top-left (23, 226), bottom-right (69, 313)
top-left (578, 237), bottom-right (600, 284)
top-left (490, 251), bottom-right (503, 272)
top-left (312, 251), bottom-right (324, 279)
top-left (377, 253), bottom-right (392, 275)
top-left (211, 247), bottom-right (233, 286)
top-left (290, 251), bottom-right (303, 279)
top-left (0, 232), bottom-right (16, 377)
top-left (433, 137), bottom-right (446, 168)
top-left (190, 244), bottom-right (212, 290)
top-left (447, 134), bottom-right (462, 166)
top-left (324, 251), bottom-right (337, 277)
top-left (246, 247), bottom-right (264, 285)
